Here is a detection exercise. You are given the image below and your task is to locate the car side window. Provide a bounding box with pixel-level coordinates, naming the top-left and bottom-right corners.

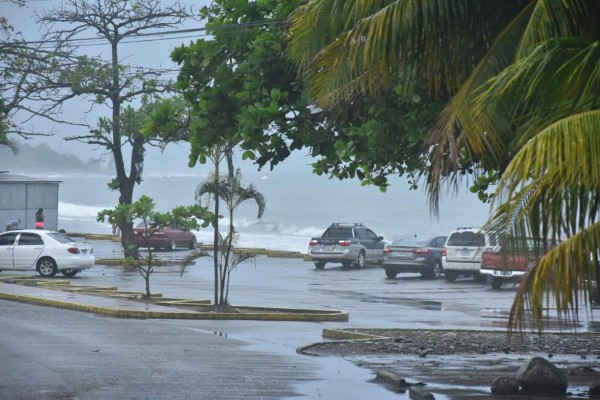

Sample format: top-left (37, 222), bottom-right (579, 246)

top-left (435, 237), bottom-right (446, 248)
top-left (358, 229), bottom-right (378, 240)
top-left (17, 233), bottom-right (44, 246)
top-left (0, 233), bottom-right (18, 246)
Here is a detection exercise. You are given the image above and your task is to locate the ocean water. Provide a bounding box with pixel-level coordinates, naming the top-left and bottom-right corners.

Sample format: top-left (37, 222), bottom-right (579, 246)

top-left (47, 169), bottom-right (492, 253)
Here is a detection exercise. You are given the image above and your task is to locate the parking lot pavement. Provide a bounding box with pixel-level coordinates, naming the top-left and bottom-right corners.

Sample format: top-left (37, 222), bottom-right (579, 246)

top-left (0, 281), bottom-right (200, 317)
top-left (0, 238), bottom-right (347, 321)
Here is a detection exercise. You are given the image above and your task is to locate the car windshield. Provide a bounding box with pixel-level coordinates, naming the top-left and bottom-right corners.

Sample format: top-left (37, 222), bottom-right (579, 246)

top-left (392, 235), bottom-right (430, 246)
top-left (47, 232), bottom-right (75, 244)
top-left (324, 228), bottom-right (352, 239)
top-left (447, 231), bottom-right (485, 246)
top-left (136, 220), bottom-right (151, 228)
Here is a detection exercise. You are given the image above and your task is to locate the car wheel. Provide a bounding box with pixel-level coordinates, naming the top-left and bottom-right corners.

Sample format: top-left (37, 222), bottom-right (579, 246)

top-left (167, 238), bottom-right (176, 251)
top-left (189, 236), bottom-right (197, 250)
top-left (341, 261), bottom-right (352, 268)
top-left (61, 269), bottom-right (79, 278)
top-left (445, 270), bottom-right (457, 282)
top-left (37, 258), bottom-right (58, 278)
top-left (354, 252), bottom-right (366, 268)
top-left (315, 262), bottom-right (325, 270)
top-left (432, 261), bottom-right (443, 279)
top-left (385, 269), bottom-right (397, 279)
top-left (491, 277), bottom-right (503, 289)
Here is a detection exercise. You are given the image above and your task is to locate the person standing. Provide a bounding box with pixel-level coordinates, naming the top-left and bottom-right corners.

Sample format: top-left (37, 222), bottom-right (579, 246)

top-left (5, 219), bottom-right (20, 231)
top-left (35, 208), bottom-right (45, 229)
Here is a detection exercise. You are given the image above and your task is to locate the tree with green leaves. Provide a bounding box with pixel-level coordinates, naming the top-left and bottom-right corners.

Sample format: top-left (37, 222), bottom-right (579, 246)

top-left (187, 168), bottom-right (265, 306)
top-left (146, 0), bottom-right (437, 194)
top-left (0, 1), bottom-right (71, 150)
top-left (98, 195), bottom-right (213, 297)
top-left (34, 0), bottom-right (192, 258)
top-left (286, 0), bottom-right (600, 331)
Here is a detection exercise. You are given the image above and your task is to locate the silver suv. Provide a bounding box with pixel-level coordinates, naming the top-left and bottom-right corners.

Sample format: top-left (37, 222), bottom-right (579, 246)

top-left (308, 223), bottom-right (386, 269)
top-left (442, 227), bottom-right (494, 282)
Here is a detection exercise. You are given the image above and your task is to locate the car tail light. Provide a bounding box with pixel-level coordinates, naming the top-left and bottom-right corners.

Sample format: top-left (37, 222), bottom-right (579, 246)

top-left (338, 240), bottom-right (351, 247)
top-left (442, 247), bottom-right (446, 256)
top-left (383, 247), bottom-right (393, 254)
top-left (309, 240), bottom-right (318, 247)
top-left (67, 247), bottom-right (81, 254)
top-left (413, 248), bottom-right (431, 255)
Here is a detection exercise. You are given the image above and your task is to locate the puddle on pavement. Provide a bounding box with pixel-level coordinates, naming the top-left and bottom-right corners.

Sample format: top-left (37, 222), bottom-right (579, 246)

top-left (282, 354), bottom-right (450, 400)
top-left (313, 288), bottom-right (443, 310)
top-left (188, 327), bottom-right (418, 399)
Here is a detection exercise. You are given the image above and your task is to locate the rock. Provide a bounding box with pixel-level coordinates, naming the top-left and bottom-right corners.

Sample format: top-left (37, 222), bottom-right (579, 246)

top-left (376, 369), bottom-right (407, 388)
top-left (409, 386), bottom-right (435, 400)
top-left (590, 380), bottom-right (600, 398)
top-left (491, 376), bottom-right (519, 395)
top-left (516, 356), bottom-right (568, 396)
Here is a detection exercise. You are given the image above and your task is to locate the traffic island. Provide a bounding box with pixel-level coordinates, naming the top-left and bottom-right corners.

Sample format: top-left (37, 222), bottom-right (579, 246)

top-left (0, 277), bottom-right (348, 322)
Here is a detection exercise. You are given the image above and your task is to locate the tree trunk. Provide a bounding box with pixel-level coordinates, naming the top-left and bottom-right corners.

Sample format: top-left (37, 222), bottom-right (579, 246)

top-left (117, 175), bottom-right (137, 258)
top-left (213, 161), bottom-right (220, 305)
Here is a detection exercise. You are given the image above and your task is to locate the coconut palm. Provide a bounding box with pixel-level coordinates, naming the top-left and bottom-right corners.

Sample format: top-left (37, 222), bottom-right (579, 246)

top-left (287, 0), bottom-right (600, 330)
top-left (194, 167), bottom-right (266, 305)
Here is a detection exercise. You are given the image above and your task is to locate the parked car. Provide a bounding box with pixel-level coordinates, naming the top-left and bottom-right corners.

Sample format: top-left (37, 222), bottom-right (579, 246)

top-left (480, 237), bottom-right (552, 289)
top-left (0, 229), bottom-right (95, 278)
top-left (133, 221), bottom-right (198, 251)
top-left (442, 227), bottom-right (492, 282)
top-left (382, 234), bottom-right (447, 279)
top-left (308, 222), bottom-right (386, 269)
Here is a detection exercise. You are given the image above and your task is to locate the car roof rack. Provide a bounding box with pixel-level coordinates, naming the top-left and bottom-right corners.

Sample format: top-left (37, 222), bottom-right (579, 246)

top-left (330, 222), bottom-right (363, 227)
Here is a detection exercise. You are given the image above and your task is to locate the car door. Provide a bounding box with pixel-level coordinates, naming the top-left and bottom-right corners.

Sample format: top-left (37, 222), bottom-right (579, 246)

top-left (173, 224), bottom-right (186, 246)
top-left (357, 228), bottom-right (384, 261)
top-left (13, 232), bottom-right (45, 269)
top-left (169, 224), bottom-right (183, 246)
top-left (433, 236), bottom-right (447, 258)
top-left (0, 232), bottom-right (19, 269)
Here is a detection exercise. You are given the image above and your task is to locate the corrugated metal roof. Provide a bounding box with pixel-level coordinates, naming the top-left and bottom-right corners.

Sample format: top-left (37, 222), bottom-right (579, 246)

top-left (0, 172), bottom-right (62, 183)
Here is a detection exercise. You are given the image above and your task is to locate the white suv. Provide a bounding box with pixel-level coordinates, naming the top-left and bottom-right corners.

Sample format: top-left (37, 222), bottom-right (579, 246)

top-left (442, 227), bottom-right (494, 282)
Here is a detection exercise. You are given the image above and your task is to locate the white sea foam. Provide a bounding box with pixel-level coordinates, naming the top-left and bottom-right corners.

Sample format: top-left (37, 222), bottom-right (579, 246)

top-left (53, 173), bottom-right (493, 252)
top-left (59, 202), bottom-right (110, 218)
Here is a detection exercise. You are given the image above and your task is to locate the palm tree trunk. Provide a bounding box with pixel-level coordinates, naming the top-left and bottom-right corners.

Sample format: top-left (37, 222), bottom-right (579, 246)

top-left (212, 162), bottom-right (220, 305)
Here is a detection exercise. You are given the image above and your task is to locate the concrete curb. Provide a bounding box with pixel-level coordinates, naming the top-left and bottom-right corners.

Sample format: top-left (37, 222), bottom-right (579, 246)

top-left (322, 328), bottom-right (389, 340)
top-left (0, 290), bottom-right (349, 321)
top-left (0, 291), bottom-right (203, 319)
top-left (0, 278), bottom-right (349, 322)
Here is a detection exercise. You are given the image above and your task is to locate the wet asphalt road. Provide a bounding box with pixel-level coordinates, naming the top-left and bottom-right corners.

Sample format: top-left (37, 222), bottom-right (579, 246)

top-left (1, 240), bottom-right (598, 399)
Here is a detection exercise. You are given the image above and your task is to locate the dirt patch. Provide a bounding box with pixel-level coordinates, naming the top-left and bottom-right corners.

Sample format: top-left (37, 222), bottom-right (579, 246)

top-left (301, 329), bottom-right (600, 399)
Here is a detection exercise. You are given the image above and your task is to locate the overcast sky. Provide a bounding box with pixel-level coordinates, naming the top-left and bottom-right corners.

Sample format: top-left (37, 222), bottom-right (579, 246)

top-left (4, 0), bottom-right (315, 175)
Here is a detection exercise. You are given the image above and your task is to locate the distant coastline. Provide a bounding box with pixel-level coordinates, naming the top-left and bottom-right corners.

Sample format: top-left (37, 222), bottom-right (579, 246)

top-left (0, 141), bottom-right (108, 175)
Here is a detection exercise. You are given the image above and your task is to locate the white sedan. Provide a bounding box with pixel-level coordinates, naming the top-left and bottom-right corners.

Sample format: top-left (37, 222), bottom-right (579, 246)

top-left (0, 229), bottom-right (95, 278)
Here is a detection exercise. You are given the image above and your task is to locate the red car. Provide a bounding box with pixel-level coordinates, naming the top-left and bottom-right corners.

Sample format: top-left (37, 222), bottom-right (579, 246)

top-left (133, 221), bottom-right (198, 251)
top-left (479, 237), bottom-right (551, 289)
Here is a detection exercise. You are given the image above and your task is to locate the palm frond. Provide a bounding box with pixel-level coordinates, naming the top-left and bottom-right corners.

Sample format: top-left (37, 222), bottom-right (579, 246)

top-left (289, 0), bottom-right (528, 108)
top-left (480, 111), bottom-right (600, 330)
top-left (509, 220), bottom-right (600, 332)
top-left (180, 249), bottom-right (211, 274)
top-left (516, 0), bottom-right (589, 59)
top-left (496, 110), bottom-right (600, 204)
top-left (423, 3), bottom-right (535, 211)
top-left (473, 38), bottom-right (600, 147)
top-left (228, 252), bottom-right (256, 272)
